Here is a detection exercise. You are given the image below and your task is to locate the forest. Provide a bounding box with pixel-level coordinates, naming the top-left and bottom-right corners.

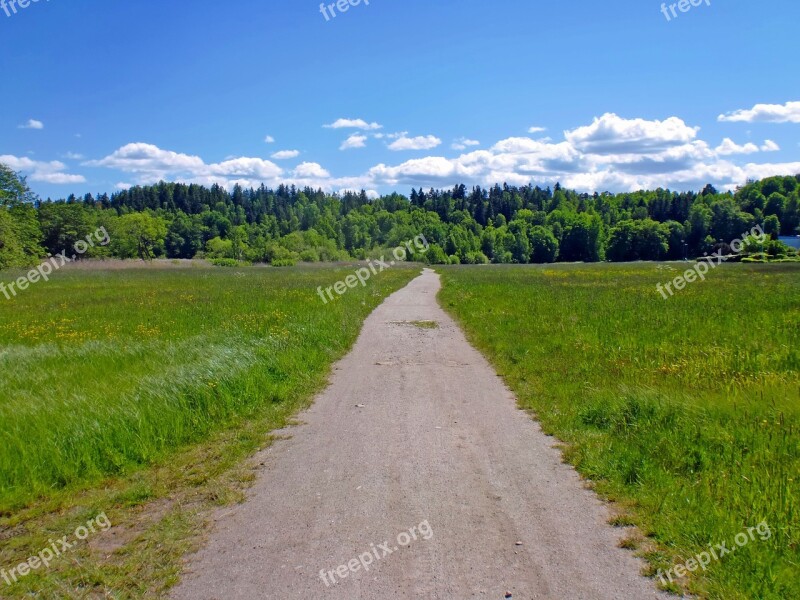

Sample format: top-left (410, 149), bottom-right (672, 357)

top-left (1, 163), bottom-right (799, 269)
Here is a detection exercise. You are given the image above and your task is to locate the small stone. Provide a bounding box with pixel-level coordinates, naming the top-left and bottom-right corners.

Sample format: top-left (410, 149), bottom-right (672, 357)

top-left (515, 541), bottom-right (523, 546)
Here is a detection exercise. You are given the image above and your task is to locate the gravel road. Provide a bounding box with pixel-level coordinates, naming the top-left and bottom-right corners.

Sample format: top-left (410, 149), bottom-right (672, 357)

top-left (171, 269), bottom-right (669, 600)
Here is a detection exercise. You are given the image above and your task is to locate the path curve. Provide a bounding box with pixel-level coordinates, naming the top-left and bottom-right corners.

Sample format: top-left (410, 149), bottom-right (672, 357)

top-left (172, 269), bottom-right (669, 600)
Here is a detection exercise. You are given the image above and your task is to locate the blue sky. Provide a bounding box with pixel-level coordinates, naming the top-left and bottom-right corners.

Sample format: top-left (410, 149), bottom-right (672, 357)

top-left (2, 0), bottom-right (799, 199)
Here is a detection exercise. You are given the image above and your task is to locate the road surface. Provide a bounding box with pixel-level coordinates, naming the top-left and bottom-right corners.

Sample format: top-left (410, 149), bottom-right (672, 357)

top-left (172, 269), bottom-right (668, 600)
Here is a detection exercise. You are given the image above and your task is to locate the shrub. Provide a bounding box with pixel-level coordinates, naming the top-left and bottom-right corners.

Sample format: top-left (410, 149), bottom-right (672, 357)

top-left (210, 258), bottom-right (245, 267)
top-left (271, 258), bottom-right (296, 267)
top-left (299, 249), bottom-right (320, 263)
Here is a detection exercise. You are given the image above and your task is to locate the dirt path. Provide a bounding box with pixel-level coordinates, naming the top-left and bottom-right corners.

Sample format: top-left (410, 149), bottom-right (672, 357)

top-left (172, 269), bottom-right (668, 599)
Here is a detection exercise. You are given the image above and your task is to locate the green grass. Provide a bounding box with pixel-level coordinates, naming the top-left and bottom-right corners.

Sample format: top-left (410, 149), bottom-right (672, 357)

top-left (0, 263), bottom-right (419, 598)
top-left (439, 262), bottom-right (800, 600)
top-left (0, 263), bottom-right (418, 512)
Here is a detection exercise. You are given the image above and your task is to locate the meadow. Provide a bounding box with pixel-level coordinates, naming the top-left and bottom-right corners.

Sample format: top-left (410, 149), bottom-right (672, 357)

top-left (0, 262), bottom-right (417, 597)
top-left (439, 262), bottom-right (799, 599)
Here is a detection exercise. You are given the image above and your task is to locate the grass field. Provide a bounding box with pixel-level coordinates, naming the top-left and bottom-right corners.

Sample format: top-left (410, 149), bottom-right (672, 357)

top-left (440, 262), bottom-right (799, 599)
top-left (0, 262), bottom-right (417, 597)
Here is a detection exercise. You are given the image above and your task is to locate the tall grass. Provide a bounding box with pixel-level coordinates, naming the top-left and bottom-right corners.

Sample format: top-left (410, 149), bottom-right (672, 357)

top-left (440, 263), bottom-right (799, 599)
top-left (0, 263), bottom-right (417, 512)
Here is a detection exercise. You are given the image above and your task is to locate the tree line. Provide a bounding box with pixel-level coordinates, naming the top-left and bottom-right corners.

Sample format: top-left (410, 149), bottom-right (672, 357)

top-left (1, 162), bottom-right (799, 269)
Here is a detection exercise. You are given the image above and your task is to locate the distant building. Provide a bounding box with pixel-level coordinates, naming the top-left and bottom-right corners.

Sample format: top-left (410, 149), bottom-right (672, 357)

top-left (778, 236), bottom-right (800, 250)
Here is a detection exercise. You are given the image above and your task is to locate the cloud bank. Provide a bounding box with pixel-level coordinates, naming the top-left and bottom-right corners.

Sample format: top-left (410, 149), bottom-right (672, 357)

top-left (7, 106), bottom-right (799, 195)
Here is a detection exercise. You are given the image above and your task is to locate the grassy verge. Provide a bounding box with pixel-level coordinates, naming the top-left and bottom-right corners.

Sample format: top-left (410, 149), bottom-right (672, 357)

top-left (439, 262), bottom-right (799, 599)
top-left (0, 262), bottom-right (418, 598)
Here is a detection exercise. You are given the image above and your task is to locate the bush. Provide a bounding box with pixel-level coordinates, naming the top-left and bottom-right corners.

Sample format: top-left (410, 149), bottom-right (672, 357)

top-left (422, 244), bottom-right (449, 265)
top-left (271, 258), bottom-right (296, 267)
top-left (299, 249), bottom-right (320, 263)
top-left (209, 258), bottom-right (246, 267)
top-left (464, 251), bottom-right (489, 265)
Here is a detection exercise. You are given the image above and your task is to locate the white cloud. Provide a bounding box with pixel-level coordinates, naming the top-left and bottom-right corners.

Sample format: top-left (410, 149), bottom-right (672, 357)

top-left (85, 143), bottom-right (373, 192)
top-left (452, 138), bottom-right (480, 150)
top-left (87, 143), bottom-right (282, 187)
top-left (363, 114), bottom-right (797, 193)
top-left (211, 157), bottom-right (284, 179)
top-left (271, 149), bottom-right (300, 160)
top-left (18, 119), bottom-right (44, 130)
top-left (87, 143), bottom-right (205, 175)
top-left (324, 118), bottom-right (382, 130)
top-left (761, 140), bottom-right (780, 152)
top-left (115, 182), bottom-right (133, 190)
top-left (528, 126), bottom-right (547, 134)
top-left (32, 172), bottom-right (87, 184)
top-left (0, 154), bottom-right (85, 184)
top-left (374, 131), bottom-right (406, 140)
top-left (718, 101), bottom-right (800, 123)
top-left (340, 134), bottom-right (367, 150)
top-left (63, 152), bottom-right (85, 160)
top-left (736, 160), bottom-right (800, 182)
top-left (80, 111), bottom-right (800, 198)
top-left (715, 138), bottom-right (760, 156)
top-left (264, 135), bottom-right (275, 143)
top-left (388, 135), bottom-right (442, 151)
top-left (565, 113), bottom-right (699, 154)
top-left (715, 138), bottom-right (780, 156)
top-left (293, 162), bottom-right (330, 178)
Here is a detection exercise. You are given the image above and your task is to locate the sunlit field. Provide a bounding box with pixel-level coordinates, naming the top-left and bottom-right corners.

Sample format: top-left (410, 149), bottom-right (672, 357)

top-left (0, 263), bottom-right (418, 512)
top-left (440, 262), bottom-right (799, 600)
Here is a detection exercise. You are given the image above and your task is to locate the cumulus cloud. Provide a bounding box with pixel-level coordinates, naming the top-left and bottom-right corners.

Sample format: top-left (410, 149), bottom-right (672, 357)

top-left (292, 162), bottom-right (330, 178)
top-left (87, 143), bottom-right (205, 176)
top-left (340, 134), bottom-right (367, 150)
top-left (75, 111), bottom-right (799, 196)
top-left (63, 152), bottom-right (85, 160)
top-left (528, 126), bottom-right (547, 134)
top-left (271, 149), bottom-right (300, 160)
top-left (18, 119), bottom-right (44, 130)
top-left (81, 142), bottom-right (376, 192)
top-left (264, 135), bottom-right (275, 143)
top-left (761, 140), bottom-right (780, 152)
top-left (565, 113), bottom-right (699, 154)
top-left (86, 143), bottom-right (282, 187)
top-left (32, 172), bottom-right (86, 184)
top-left (0, 154), bottom-right (85, 184)
top-left (715, 138), bottom-right (760, 155)
top-left (364, 113), bottom-right (797, 193)
top-left (388, 135), bottom-right (442, 151)
top-left (718, 101), bottom-right (800, 123)
top-left (324, 118), bottom-right (382, 130)
top-left (452, 138), bottom-right (480, 150)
